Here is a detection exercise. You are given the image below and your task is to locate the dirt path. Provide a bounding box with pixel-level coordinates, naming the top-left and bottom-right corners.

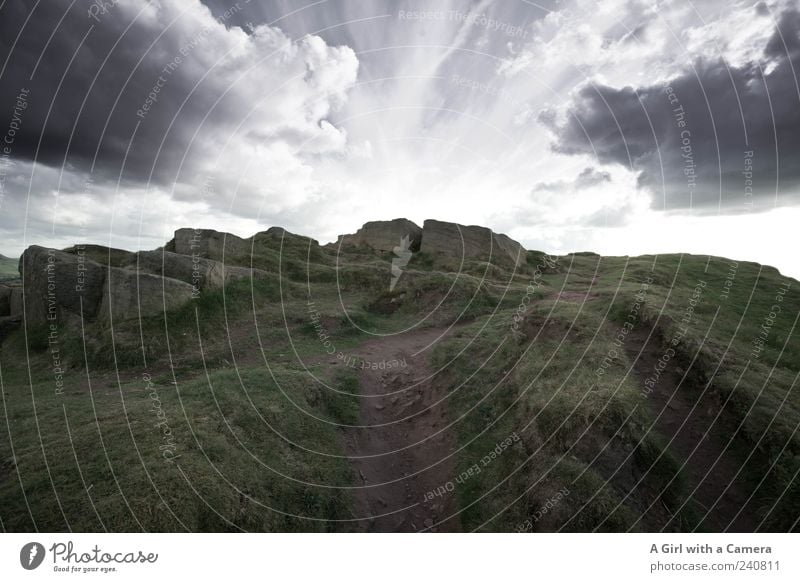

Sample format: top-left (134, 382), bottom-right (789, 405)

top-left (338, 326), bottom-right (462, 532)
top-left (625, 326), bottom-right (757, 532)
top-left (84, 316), bottom-right (464, 531)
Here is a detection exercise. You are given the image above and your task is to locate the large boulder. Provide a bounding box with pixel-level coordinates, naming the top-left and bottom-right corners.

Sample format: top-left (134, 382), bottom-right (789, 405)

top-left (493, 232), bottom-right (528, 267)
top-left (252, 227), bottom-right (327, 266)
top-left (62, 244), bottom-right (135, 268)
top-left (100, 268), bottom-right (194, 322)
top-left (124, 250), bottom-right (259, 292)
top-left (0, 281), bottom-right (22, 318)
top-left (19, 246), bottom-right (107, 326)
top-left (8, 283), bottom-right (23, 317)
top-left (337, 219), bottom-right (422, 253)
top-left (168, 228), bottom-right (251, 261)
top-left (420, 220), bottom-right (526, 267)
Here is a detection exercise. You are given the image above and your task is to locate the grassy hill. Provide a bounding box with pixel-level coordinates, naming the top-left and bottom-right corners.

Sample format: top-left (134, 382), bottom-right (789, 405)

top-left (0, 237), bottom-right (797, 532)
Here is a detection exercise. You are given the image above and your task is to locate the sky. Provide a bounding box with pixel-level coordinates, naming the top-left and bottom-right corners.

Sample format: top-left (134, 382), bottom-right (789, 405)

top-left (0, 0), bottom-right (798, 278)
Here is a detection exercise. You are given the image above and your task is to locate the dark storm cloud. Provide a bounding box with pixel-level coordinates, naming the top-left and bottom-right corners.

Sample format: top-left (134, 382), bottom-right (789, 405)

top-left (0, 0), bottom-right (210, 184)
top-left (0, 0), bottom-right (550, 194)
top-left (0, 0), bottom-right (359, 204)
top-left (541, 6), bottom-right (800, 212)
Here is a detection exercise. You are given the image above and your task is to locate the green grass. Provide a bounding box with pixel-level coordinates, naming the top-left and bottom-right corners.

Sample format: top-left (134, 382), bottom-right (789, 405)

top-left (1, 242), bottom-right (798, 532)
top-left (425, 252), bottom-right (799, 531)
top-left (0, 344), bottom-right (355, 531)
top-left (429, 308), bottom-right (686, 532)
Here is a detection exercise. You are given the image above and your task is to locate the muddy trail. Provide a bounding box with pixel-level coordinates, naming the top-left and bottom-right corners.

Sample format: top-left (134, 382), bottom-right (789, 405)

top-left (625, 326), bottom-right (759, 532)
top-left (338, 326), bottom-right (462, 532)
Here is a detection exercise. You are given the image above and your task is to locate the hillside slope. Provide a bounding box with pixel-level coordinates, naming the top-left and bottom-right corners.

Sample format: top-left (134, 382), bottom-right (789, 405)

top-left (0, 223), bottom-right (797, 532)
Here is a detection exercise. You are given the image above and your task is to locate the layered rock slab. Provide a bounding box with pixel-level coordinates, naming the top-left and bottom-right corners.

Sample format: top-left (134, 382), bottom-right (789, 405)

top-left (420, 219), bottom-right (526, 267)
top-left (99, 268), bottom-right (195, 323)
top-left (123, 250), bottom-right (258, 292)
top-left (168, 228), bottom-right (251, 261)
top-left (337, 219), bottom-right (422, 253)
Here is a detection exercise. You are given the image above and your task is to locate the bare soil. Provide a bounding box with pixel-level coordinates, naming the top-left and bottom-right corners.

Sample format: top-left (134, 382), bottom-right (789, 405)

top-left (337, 326), bottom-right (462, 532)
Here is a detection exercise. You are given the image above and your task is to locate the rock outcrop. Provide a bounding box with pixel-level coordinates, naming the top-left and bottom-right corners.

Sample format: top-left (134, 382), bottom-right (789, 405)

top-left (123, 250), bottom-right (257, 292)
top-left (62, 244), bottom-right (135, 267)
top-left (168, 228), bottom-right (251, 261)
top-left (492, 232), bottom-right (528, 267)
top-left (100, 268), bottom-right (195, 322)
top-left (19, 246), bottom-right (107, 326)
top-left (337, 219), bottom-right (422, 253)
top-left (332, 218), bottom-right (525, 266)
top-left (8, 282), bottom-right (23, 316)
top-left (11, 241), bottom-right (267, 330)
top-left (5, 218), bottom-right (527, 336)
top-left (0, 281), bottom-right (22, 321)
top-left (420, 220), bottom-right (526, 267)
top-left (166, 226), bottom-right (321, 265)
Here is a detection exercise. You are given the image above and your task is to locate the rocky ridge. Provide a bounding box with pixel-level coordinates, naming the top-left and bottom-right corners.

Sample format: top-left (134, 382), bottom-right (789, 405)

top-left (0, 219), bottom-right (525, 330)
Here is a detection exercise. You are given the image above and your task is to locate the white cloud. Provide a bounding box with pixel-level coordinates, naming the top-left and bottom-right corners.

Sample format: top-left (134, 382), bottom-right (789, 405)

top-left (498, 0), bottom-right (787, 88)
